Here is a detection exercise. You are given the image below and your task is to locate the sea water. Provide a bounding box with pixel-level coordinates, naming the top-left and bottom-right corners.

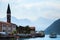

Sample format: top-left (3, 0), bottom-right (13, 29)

top-left (18, 35), bottom-right (60, 40)
top-left (0, 35), bottom-right (60, 40)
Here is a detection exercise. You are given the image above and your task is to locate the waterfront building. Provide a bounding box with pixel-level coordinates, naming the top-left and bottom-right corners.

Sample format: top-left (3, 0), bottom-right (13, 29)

top-left (17, 26), bottom-right (35, 34)
top-left (0, 4), bottom-right (17, 33)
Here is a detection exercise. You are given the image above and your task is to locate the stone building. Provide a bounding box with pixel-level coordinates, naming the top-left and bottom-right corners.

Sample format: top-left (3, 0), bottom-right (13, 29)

top-left (0, 4), bottom-right (16, 33)
top-left (17, 26), bottom-right (35, 34)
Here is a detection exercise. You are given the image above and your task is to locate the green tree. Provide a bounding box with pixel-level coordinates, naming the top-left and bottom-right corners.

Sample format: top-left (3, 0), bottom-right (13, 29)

top-left (12, 30), bottom-right (17, 34)
top-left (25, 25), bottom-right (30, 34)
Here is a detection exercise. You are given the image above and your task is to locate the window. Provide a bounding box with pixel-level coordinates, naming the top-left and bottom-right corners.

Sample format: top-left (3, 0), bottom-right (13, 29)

top-left (2, 24), bottom-right (7, 32)
top-left (7, 27), bottom-right (11, 32)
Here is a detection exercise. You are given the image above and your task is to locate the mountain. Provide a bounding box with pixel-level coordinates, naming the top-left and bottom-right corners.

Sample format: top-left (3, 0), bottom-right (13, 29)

top-left (0, 16), bottom-right (34, 26)
top-left (45, 19), bottom-right (60, 34)
top-left (34, 17), bottom-right (54, 31)
top-left (11, 17), bottom-right (34, 26)
top-left (0, 17), bottom-right (6, 22)
top-left (0, 16), bottom-right (55, 31)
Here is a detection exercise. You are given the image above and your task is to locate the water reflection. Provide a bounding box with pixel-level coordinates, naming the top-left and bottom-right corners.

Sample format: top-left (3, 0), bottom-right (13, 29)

top-left (0, 35), bottom-right (60, 40)
top-left (0, 38), bottom-right (16, 40)
top-left (18, 38), bottom-right (30, 40)
top-left (18, 35), bottom-right (60, 40)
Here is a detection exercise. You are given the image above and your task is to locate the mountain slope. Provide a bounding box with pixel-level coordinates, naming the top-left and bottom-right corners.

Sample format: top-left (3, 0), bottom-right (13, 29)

top-left (0, 16), bottom-right (55, 31)
top-left (45, 19), bottom-right (60, 34)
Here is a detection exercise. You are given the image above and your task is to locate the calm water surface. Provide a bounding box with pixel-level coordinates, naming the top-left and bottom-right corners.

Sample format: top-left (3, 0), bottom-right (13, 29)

top-left (18, 35), bottom-right (60, 40)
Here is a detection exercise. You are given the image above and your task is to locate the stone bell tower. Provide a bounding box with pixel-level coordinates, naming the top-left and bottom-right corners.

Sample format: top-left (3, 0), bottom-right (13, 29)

top-left (7, 4), bottom-right (11, 23)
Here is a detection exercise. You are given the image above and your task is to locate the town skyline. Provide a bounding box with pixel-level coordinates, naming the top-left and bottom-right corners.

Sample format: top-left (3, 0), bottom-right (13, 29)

top-left (0, 0), bottom-right (60, 31)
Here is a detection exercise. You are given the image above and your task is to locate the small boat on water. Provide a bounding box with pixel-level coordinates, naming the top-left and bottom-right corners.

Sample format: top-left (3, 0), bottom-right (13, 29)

top-left (49, 33), bottom-right (57, 38)
top-left (35, 31), bottom-right (45, 37)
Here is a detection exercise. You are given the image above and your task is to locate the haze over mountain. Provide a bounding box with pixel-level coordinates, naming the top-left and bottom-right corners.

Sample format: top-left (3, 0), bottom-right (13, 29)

top-left (0, 16), bottom-right (55, 31)
top-left (45, 19), bottom-right (60, 34)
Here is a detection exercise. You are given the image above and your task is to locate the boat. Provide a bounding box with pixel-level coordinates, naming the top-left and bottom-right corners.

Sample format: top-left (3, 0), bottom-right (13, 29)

top-left (49, 33), bottom-right (57, 38)
top-left (35, 31), bottom-right (45, 37)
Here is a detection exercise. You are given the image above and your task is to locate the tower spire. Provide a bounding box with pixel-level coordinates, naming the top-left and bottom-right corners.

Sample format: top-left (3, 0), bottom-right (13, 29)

top-left (7, 4), bottom-right (11, 13)
top-left (7, 4), bottom-right (11, 23)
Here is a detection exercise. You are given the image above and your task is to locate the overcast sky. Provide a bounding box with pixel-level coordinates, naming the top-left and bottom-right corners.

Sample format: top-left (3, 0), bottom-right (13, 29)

top-left (0, 0), bottom-right (60, 21)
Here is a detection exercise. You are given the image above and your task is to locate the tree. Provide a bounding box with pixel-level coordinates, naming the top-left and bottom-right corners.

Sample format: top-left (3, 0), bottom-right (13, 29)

top-left (25, 25), bottom-right (30, 34)
top-left (12, 30), bottom-right (17, 34)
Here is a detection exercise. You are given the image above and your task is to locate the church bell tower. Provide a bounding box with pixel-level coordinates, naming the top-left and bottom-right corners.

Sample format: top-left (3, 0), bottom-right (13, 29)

top-left (7, 4), bottom-right (11, 23)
